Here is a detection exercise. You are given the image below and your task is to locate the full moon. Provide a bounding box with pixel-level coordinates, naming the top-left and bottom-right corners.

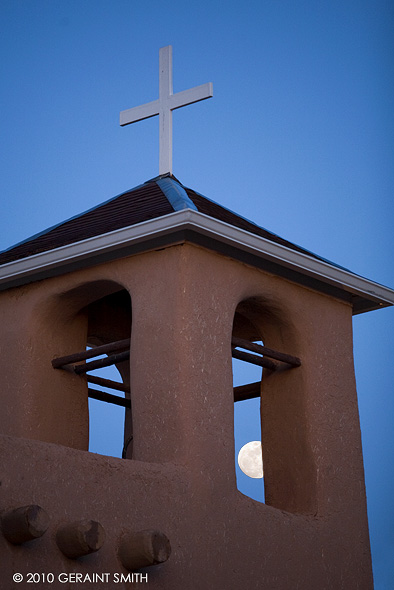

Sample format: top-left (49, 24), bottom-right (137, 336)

top-left (237, 441), bottom-right (263, 479)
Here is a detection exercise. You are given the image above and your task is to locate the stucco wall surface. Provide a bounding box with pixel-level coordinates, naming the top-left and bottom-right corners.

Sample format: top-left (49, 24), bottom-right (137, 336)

top-left (0, 243), bottom-right (373, 589)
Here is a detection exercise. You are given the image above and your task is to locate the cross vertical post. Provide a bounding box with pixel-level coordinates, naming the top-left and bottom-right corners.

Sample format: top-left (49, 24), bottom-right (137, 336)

top-left (120, 46), bottom-right (213, 175)
top-left (159, 46), bottom-right (173, 175)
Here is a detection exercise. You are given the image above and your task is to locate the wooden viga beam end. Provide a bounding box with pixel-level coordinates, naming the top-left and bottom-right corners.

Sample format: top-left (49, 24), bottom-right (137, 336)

top-left (233, 382), bottom-right (261, 402)
top-left (231, 336), bottom-right (301, 371)
top-left (51, 338), bottom-right (130, 369)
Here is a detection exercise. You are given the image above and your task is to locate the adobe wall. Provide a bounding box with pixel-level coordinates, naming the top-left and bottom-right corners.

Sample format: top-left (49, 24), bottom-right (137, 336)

top-left (0, 243), bottom-right (373, 589)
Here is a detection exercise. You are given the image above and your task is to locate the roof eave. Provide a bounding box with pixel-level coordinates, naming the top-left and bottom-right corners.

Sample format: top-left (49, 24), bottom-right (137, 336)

top-left (0, 209), bottom-right (393, 314)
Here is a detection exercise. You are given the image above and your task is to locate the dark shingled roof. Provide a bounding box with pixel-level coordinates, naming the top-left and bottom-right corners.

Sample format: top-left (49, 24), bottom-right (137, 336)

top-left (0, 174), bottom-right (329, 267)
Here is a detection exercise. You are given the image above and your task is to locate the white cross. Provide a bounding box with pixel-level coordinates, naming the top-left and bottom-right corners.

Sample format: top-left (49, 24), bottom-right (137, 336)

top-left (120, 46), bottom-right (213, 175)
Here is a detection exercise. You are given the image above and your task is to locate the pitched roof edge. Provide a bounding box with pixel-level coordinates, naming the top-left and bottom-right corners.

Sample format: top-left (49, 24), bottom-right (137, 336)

top-left (0, 181), bottom-right (153, 256)
top-left (183, 185), bottom-right (352, 273)
top-left (0, 208), bottom-right (393, 314)
top-left (0, 175), bottom-right (174, 258)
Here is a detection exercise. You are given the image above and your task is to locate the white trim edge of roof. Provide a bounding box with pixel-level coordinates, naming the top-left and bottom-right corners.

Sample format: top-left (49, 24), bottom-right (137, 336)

top-left (0, 209), bottom-right (393, 309)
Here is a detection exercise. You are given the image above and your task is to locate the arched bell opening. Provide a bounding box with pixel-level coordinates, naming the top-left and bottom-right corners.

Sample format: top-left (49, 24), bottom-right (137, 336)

top-left (51, 282), bottom-right (132, 458)
top-left (232, 297), bottom-right (303, 510)
top-left (232, 305), bottom-right (265, 503)
top-left (84, 289), bottom-right (132, 459)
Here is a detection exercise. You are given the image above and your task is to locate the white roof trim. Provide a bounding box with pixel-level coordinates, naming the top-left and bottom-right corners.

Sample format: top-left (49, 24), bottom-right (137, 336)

top-left (1, 209), bottom-right (393, 310)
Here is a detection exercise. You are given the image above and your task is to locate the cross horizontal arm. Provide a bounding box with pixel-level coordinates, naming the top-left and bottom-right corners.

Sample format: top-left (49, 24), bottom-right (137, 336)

top-left (120, 99), bottom-right (160, 126)
top-left (169, 82), bottom-right (213, 111)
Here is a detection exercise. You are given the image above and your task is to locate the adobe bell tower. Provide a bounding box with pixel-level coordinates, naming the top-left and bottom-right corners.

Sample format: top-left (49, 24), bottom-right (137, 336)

top-left (1, 46), bottom-right (392, 589)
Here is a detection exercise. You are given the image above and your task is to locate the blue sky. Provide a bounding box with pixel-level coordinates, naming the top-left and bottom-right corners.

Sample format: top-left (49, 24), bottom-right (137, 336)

top-left (1, 1), bottom-right (393, 587)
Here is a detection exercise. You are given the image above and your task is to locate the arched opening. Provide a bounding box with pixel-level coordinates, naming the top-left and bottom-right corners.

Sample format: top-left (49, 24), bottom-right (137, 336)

top-left (51, 282), bottom-right (132, 458)
top-left (84, 289), bottom-right (132, 458)
top-left (232, 297), bottom-right (303, 509)
top-left (232, 305), bottom-right (265, 503)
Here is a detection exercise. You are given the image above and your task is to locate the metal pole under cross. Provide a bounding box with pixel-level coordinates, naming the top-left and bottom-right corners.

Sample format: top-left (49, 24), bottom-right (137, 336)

top-left (120, 46), bottom-right (213, 175)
